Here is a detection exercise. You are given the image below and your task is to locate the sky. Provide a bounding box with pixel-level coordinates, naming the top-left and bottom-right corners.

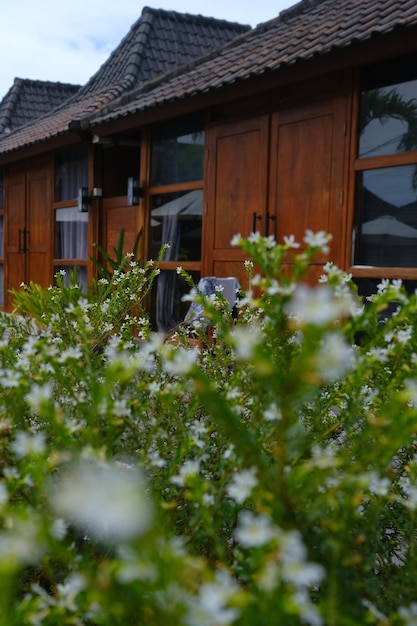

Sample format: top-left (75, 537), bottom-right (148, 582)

top-left (0, 0), bottom-right (295, 100)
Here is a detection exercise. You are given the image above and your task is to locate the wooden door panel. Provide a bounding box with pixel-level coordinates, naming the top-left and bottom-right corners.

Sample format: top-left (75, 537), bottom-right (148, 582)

top-left (102, 196), bottom-right (139, 258)
top-left (5, 174), bottom-right (26, 307)
top-left (205, 116), bottom-right (269, 275)
top-left (5, 174), bottom-right (26, 253)
top-left (270, 97), bottom-right (348, 268)
top-left (275, 114), bottom-right (333, 234)
top-left (27, 168), bottom-right (52, 288)
top-left (104, 201), bottom-right (137, 257)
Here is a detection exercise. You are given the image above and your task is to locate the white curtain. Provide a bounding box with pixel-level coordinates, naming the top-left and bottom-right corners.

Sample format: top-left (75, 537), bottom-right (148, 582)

top-left (156, 214), bottom-right (180, 333)
top-left (56, 207), bottom-right (88, 260)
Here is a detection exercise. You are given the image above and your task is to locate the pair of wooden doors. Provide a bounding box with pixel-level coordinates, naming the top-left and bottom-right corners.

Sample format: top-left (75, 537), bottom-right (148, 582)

top-left (5, 166), bottom-right (52, 308)
top-left (204, 95), bottom-right (348, 287)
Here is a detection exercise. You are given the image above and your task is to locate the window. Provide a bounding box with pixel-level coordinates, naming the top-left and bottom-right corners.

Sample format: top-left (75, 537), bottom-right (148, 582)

top-left (353, 53), bottom-right (417, 275)
top-left (148, 114), bottom-right (204, 332)
top-left (151, 116), bottom-right (204, 186)
top-left (54, 147), bottom-right (89, 290)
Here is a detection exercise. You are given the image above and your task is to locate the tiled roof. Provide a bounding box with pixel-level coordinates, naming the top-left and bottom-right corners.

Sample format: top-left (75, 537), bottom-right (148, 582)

top-left (2, 0), bottom-right (417, 157)
top-left (88, 0), bottom-right (417, 127)
top-left (0, 7), bottom-right (249, 155)
top-left (81, 7), bottom-right (249, 95)
top-left (0, 78), bottom-right (80, 134)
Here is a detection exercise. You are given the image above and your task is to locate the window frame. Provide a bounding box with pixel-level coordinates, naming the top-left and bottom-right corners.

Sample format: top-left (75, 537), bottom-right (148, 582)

top-left (52, 146), bottom-right (90, 288)
top-left (351, 57), bottom-right (417, 280)
top-left (144, 115), bottom-right (205, 332)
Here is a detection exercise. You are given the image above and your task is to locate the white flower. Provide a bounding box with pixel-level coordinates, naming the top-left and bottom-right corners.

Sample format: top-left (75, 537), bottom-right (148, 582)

top-left (230, 325), bottom-right (262, 360)
top-left (234, 510), bottom-right (276, 547)
top-left (366, 347), bottom-right (389, 363)
top-left (399, 476), bottom-right (417, 510)
top-left (185, 570), bottom-right (240, 626)
top-left (51, 518), bottom-right (67, 540)
top-left (280, 531), bottom-right (325, 588)
top-left (11, 431), bottom-right (46, 458)
top-left (170, 460), bottom-right (200, 486)
top-left (0, 519), bottom-right (44, 564)
top-left (230, 233), bottom-right (242, 246)
top-left (50, 461), bottom-right (153, 542)
top-left (25, 383), bottom-right (53, 411)
top-left (397, 326), bottom-right (413, 345)
top-left (303, 230), bottom-right (332, 254)
top-left (163, 346), bottom-right (199, 375)
top-left (287, 285), bottom-right (352, 326)
top-left (399, 603), bottom-right (417, 625)
top-left (55, 574), bottom-right (86, 611)
top-left (367, 471), bottom-right (390, 496)
top-left (315, 332), bottom-right (356, 382)
top-left (264, 402), bottom-right (282, 421)
top-left (283, 234), bottom-right (300, 248)
top-left (226, 467), bottom-right (258, 503)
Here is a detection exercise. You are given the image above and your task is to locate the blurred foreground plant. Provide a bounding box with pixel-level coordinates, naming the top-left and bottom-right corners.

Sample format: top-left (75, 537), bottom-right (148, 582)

top-left (0, 231), bottom-right (417, 625)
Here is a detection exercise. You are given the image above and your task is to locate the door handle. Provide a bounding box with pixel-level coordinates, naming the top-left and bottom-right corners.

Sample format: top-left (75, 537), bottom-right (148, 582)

top-left (266, 212), bottom-right (276, 237)
top-left (23, 228), bottom-right (29, 253)
top-left (252, 212), bottom-right (262, 233)
top-left (18, 228), bottom-right (29, 253)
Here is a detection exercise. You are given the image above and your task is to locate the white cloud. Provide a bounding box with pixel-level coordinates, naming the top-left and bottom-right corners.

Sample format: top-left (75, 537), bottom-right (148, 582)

top-left (0, 0), bottom-right (293, 98)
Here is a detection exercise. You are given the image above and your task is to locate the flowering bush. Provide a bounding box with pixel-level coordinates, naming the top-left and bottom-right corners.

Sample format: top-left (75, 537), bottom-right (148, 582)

top-left (1, 231), bottom-right (417, 624)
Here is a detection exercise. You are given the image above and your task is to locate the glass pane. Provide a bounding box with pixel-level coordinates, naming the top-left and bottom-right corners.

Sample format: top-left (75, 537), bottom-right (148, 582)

top-left (152, 270), bottom-right (200, 333)
top-left (55, 266), bottom-right (87, 292)
top-left (55, 146), bottom-right (88, 202)
top-left (55, 207), bottom-right (88, 260)
top-left (151, 116), bottom-right (204, 185)
top-left (150, 190), bottom-right (202, 262)
top-left (359, 54), bottom-right (417, 158)
top-left (355, 277), bottom-right (417, 300)
top-left (354, 166), bottom-right (417, 267)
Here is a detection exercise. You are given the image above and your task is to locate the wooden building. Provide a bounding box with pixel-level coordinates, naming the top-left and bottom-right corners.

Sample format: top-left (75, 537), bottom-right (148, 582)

top-left (0, 0), bottom-right (417, 330)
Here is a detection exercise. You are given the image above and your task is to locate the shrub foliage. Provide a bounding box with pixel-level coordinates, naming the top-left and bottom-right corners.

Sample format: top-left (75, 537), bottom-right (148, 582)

top-left (0, 232), bottom-right (417, 625)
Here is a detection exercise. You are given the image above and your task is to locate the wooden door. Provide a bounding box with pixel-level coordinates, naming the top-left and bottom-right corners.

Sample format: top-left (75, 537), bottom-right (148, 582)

top-left (5, 173), bottom-right (26, 299)
top-left (204, 116), bottom-right (269, 288)
top-left (26, 167), bottom-right (52, 288)
top-left (269, 96), bottom-right (348, 273)
top-left (5, 166), bottom-right (52, 309)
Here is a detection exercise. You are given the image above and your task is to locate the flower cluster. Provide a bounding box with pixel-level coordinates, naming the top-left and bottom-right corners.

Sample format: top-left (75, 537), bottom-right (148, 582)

top-left (0, 231), bottom-right (416, 625)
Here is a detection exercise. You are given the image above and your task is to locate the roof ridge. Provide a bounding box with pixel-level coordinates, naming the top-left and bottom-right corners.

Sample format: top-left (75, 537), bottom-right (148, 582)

top-left (78, 24), bottom-right (254, 128)
top-left (76, 6), bottom-right (250, 104)
top-left (0, 79), bottom-right (24, 133)
top-left (141, 6), bottom-right (250, 29)
top-left (279, 0), bottom-right (328, 20)
top-left (77, 7), bottom-right (156, 95)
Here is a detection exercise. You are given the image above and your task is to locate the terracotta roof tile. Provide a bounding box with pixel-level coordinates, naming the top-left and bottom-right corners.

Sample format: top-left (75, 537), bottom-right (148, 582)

top-left (2, 0), bottom-right (417, 156)
top-left (87, 0), bottom-right (417, 125)
top-left (0, 7), bottom-right (248, 155)
top-left (0, 79), bottom-right (80, 135)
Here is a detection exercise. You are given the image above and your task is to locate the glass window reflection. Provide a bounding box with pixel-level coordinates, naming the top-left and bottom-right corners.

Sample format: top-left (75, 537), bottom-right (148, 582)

top-left (150, 190), bottom-right (202, 262)
top-left (359, 54), bottom-right (417, 158)
top-left (151, 117), bottom-right (204, 186)
top-left (55, 146), bottom-right (88, 202)
top-left (355, 166), bottom-right (417, 267)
